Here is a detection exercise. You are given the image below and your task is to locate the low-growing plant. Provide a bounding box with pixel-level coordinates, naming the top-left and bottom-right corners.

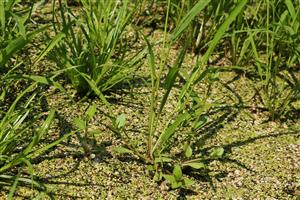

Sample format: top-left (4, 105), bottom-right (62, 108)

top-left (73, 104), bottom-right (100, 157)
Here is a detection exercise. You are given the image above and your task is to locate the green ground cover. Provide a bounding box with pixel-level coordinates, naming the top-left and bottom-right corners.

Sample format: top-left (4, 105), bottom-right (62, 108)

top-left (0, 0), bottom-right (299, 199)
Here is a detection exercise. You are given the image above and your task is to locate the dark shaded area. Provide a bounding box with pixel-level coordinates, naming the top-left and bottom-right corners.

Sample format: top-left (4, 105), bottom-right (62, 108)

top-left (194, 106), bottom-right (240, 148)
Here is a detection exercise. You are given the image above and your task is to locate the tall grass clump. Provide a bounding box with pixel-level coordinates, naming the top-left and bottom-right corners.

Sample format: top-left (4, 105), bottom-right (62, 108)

top-left (0, 0), bottom-right (49, 101)
top-left (50, 0), bottom-right (146, 96)
top-left (163, 0), bottom-right (242, 53)
top-left (0, 1), bottom-right (74, 197)
top-left (0, 83), bottom-right (74, 198)
top-left (113, 0), bottom-right (247, 189)
top-left (229, 0), bottom-right (300, 120)
top-left (0, 0), bottom-right (33, 69)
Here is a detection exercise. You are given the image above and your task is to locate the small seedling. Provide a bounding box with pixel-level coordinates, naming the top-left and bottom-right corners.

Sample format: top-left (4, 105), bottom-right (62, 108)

top-left (73, 104), bottom-right (98, 156)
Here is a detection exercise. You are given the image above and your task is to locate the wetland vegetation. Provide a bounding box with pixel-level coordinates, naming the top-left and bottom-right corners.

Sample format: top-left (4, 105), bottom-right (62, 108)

top-left (0, 0), bottom-right (300, 199)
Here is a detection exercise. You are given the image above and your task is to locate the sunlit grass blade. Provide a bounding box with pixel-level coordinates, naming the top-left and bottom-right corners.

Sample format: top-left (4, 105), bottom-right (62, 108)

top-left (0, 84), bottom-right (36, 128)
top-left (27, 131), bottom-right (74, 159)
top-left (0, 25), bottom-right (49, 67)
top-left (34, 32), bottom-right (66, 65)
top-left (76, 71), bottom-right (112, 114)
top-left (7, 173), bottom-right (20, 200)
top-left (6, 73), bottom-right (72, 101)
top-left (0, 174), bottom-right (45, 190)
top-left (248, 30), bottom-right (263, 78)
top-left (171, 0), bottom-right (211, 42)
top-left (179, 0), bottom-right (248, 100)
top-left (141, 32), bottom-right (157, 157)
top-left (285, 0), bottom-right (296, 19)
top-left (22, 109), bottom-right (56, 155)
top-left (158, 43), bottom-right (187, 114)
top-left (152, 112), bottom-right (191, 155)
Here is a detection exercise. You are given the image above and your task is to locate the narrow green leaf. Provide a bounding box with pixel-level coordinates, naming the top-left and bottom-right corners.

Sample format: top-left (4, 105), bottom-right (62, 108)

top-left (237, 35), bottom-right (251, 64)
top-left (0, 90), bottom-right (6, 101)
top-left (11, 74), bottom-right (50, 85)
top-left (113, 146), bottom-right (133, 154)
top-left (154, 156), bottom-right (172, 163)
top-left (203, 0), bottom-right (247, 64)
top-left (141, 32), bottom-right (157, 158)
top-left (0, 25), bottom-right (49, 66)
top-left (159, 44), bottom-right (187, 114)
top-left (78, 72), bottom-right (112, 114)
top-left (6, 74), bottom-right (70, 100)
top-left (248, 31), bottom-right (263, 78)
top-left (0, 36), bottom-right (28, 66)
top-left (0, 175), bottom-right (43, 189)
top-left (20, 157), bottom-right (34, 188)
top-left (28, 131), bottom-right (74, 159)
top-left (285, 0), bottom-right (296, 19)
top-left (0, 84), bottom-right (36, 129)
top-left (7, 174), bottom-right (19, 200)
top-left (141, 32), bottom-right (156, 85)
top-left (34, 32), bottom-right (65, 65)
top-left (10, 11), bottom-right (28, 38)
top-left (172, 0), bottom-right (211, 42)
top-left (36, 109), bottom-right (56, 142)
top-left (183, 162), bottom-right (205, 169)
top-left (180, 0), bottom-right (248, 99)
top-left (193, 116), bottom-right (207, 130)
top-left (152, 112), bottom-right (191, 154)
top-left (23, 109), bottom-right (56, 155)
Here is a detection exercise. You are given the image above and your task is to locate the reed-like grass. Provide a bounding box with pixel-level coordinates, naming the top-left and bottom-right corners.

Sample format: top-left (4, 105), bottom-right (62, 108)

top-left (0, 1), bottom-right (74, 197)
top-left (113, 0), bottom-right (247, 189)
top-left (50, 0), bottom-right (146, 97)
top-left (229, 0), bottom-right (300, 120)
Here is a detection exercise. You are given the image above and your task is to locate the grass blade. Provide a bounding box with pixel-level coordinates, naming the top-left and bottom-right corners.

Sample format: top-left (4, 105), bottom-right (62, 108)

top-left (179, 0), bottom-right (248, 100)
top-left (152, 112), bottom-right (191, 155)
top-left (285, 0), bottom-right (296, 19)
top-left (7, 74), bottom-right (70, 100)
top-left (7, 173), bottom-right (20, 200)
top-left (27, 131), bottom-right (74, 159)
top-left (77, 71), bottom-right (112, 114)
top-left (158, 44), bottom-right (187, 114)
top-left (171, 0), bottom-right (211, 42)
top-left (34, 32), bottom-right (66, 65)
top-left (0, 25), bottom-right (49, 67)
top-left (23, 109), bottom-right (56, 155)
top-left (0, 0), bottom-right (5, 36)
